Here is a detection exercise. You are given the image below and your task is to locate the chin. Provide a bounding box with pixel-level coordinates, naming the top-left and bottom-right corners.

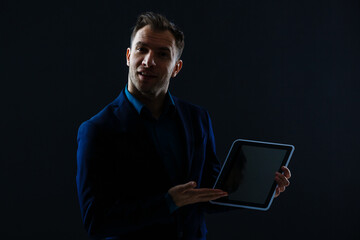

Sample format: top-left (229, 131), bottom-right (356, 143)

top-left (137, 84), bottom-right (157, 95)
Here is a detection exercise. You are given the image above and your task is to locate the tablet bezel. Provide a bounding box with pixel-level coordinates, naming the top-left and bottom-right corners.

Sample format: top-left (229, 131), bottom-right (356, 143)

top-left (210, 139), bottom-right (295, 211)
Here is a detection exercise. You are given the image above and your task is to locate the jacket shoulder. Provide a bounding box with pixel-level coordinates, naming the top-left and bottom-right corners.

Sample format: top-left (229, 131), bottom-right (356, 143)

top-left (79, 90), bottom-right (134, 129)
top-left (80, 103), bottom-right (116, 129)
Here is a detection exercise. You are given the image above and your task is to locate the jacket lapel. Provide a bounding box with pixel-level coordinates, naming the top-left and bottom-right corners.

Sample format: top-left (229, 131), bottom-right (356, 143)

top-left (173, 98), bottom-right (194, 181)
top-left (111, 90), bottom-right (143, 133)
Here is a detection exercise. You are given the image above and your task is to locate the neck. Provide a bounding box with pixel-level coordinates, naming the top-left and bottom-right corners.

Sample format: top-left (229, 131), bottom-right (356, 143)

top-left (128, 85), bottom-right (166, 119)
top-left (141, 93), bottom-right (165, 119)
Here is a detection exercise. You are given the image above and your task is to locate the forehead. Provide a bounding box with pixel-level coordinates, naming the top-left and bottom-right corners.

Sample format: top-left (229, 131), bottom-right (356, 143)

top-left (132, 25), bottom-right (176, 51)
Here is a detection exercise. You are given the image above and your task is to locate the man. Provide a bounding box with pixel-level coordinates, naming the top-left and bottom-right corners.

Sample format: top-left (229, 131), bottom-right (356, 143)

top-left (76, 12), bottom-right (291, 240)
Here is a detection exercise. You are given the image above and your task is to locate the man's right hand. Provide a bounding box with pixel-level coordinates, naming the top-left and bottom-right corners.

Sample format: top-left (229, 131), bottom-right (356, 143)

top-left (168, 181), bottom-right (228, 208)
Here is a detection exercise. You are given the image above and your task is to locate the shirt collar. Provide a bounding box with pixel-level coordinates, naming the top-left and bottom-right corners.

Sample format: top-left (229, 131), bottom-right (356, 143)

top-left (125, 85), bottom-right (144, 115)
top-left (125, 84), bottom-right (176, 116)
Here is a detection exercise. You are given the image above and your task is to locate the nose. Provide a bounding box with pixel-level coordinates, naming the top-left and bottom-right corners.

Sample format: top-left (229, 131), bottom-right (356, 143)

top-left (142, 52), bottom-right (156, 67)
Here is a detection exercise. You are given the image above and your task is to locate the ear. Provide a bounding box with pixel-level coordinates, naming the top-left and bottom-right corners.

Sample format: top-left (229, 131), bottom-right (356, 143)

top-left (171, 60), bottom-right (183, 78)
top-left (126, 48), bottom-right (131, 66)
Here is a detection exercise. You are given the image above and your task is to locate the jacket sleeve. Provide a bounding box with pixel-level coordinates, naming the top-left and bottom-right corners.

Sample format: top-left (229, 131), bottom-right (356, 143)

top-left (200, 111), bottom-right (221, 189)
top-left (76, 121), bottom-right (172, 239)
top-left (200, 111), bottom-right (240, 213)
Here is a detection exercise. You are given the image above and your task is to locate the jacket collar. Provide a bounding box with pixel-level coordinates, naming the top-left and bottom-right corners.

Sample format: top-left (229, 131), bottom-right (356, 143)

top-left (111, 89), bottom-right (143, 133)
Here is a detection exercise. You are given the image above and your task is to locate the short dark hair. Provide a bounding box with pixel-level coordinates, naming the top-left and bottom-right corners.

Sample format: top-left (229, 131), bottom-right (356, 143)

top-left (130, 12), bottom-right (185, 59)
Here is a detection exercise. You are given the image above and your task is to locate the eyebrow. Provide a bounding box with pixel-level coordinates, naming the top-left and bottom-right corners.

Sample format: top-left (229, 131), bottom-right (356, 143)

top-left (135, 41), bottom-right (171, 53)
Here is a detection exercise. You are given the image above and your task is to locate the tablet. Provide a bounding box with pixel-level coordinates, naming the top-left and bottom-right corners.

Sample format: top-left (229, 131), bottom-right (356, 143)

top-left (210, 139), bottom-right (294, 211)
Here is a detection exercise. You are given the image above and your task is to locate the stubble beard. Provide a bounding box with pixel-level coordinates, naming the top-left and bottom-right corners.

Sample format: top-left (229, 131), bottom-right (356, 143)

top-left (128, 68), bottom-right (170, 98)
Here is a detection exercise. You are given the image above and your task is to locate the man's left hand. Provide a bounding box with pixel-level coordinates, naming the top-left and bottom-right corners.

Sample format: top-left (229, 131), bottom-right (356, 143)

top-left (274, 166), bottom-right (291, 198)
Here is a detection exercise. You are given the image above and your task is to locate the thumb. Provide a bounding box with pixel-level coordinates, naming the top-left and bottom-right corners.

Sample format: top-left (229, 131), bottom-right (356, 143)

top-left (178, 181), bottom-right (197, 192)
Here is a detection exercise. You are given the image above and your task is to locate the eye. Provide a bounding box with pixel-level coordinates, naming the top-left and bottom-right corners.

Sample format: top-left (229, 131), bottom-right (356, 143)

top-left (136, 47), bottom-right (147, 53)
top-left (159, 51), bottom-right (170, 58)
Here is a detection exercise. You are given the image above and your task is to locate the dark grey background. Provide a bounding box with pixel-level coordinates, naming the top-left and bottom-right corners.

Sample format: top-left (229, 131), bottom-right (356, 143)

top-left (1, 0), bottom-right (359, 239)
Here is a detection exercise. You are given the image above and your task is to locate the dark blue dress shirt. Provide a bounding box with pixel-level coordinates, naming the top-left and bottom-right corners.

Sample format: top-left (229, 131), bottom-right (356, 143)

top-left (125, 86), bottom-right (185, 213)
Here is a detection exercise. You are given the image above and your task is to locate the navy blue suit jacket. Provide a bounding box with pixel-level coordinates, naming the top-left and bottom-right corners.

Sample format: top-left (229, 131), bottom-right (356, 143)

top-left (76, 89), bottom-right (221, 239)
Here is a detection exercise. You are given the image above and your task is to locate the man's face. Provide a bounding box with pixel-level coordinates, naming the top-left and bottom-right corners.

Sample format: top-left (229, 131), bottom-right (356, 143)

top-left (126, 25), bottom-right (182, 97)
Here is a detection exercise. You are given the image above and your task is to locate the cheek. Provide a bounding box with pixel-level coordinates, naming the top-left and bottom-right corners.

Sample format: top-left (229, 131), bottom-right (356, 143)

top-left (129, 55), bottom-right (142, 67)
top-left (164, 63), bottom-right (176, 75)
top-left (130, 61), bottom-right (141, 73)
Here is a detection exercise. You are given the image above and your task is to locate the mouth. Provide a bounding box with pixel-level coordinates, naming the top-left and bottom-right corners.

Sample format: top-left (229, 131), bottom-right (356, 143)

top-left (138, 71), bottom-right (157, 77)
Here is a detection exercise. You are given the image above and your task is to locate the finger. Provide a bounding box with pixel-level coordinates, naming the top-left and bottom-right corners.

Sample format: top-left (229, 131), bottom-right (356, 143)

top-left (274, 185), bottom-right (286, 198)
top-left (194, 191), bottom-right (228, 203)
top-left (186, 189), bottom-right (226, 199)
top-left (281, 166), bottom-right (291, 179)
top-left (275, 175), bottom-right (289, 188)
top-left (275, 188), bottom-right (280, 197)
top-left (188, 188), bottom-right (225, 194)
top-left (275, 187), bottom-right (281, 198)
top-left (275, 173), bottom-right (290, 187)
top-left (278, 186), bottom-right (286, 193)
top-left (186, 188), bottom-right (227, 198)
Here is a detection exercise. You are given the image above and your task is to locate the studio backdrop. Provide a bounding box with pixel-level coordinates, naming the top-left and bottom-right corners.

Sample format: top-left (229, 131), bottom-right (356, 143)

top-left (1, 0), bottom-right (359, 239)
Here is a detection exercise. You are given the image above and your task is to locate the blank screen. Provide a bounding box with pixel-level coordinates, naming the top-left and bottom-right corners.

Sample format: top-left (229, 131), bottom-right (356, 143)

top-left (221, 145), bottom-right (287, 204)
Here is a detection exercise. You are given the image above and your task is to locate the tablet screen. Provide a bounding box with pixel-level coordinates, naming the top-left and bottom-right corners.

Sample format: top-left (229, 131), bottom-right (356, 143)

top-left (212, 139), bottom-right (294, 210)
